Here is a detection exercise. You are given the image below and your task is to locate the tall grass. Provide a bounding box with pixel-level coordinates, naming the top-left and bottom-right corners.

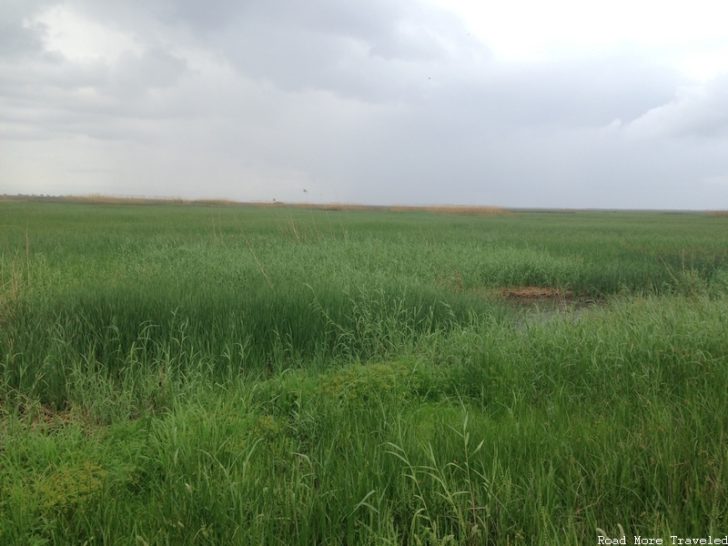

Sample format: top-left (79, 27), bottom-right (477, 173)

top-left (1, 201), bottom-right (727, 544)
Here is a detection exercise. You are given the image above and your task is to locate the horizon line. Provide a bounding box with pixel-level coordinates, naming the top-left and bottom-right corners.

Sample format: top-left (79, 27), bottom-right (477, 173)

top-left (1, 193), bottom-right (726, 214)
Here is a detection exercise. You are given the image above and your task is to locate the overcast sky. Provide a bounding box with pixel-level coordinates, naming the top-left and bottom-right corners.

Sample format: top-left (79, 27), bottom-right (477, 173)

top-left (2, 0), bottom-right (728, 208)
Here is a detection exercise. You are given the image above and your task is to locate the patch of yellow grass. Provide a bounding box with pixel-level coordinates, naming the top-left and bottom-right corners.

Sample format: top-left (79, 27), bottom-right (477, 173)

top-left (2, 194), bottom-right (509, 214)
top-left (72, 195), bottom-right (243, 206)
top-left (292, 203), bottom-right (379, 212)
top-left (388, 205), bottom-right (509, 216)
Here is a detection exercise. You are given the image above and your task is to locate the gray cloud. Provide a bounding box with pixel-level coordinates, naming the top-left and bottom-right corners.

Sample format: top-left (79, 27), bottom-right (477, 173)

top-left (1, 0), bottom-right (727, 208)
top-left (625, 76), bottom-right (728, 139)
top-left (0, 1), bottom-right (57, 61)
top-left (0, 21), bottom-right (43, 59)
top-left (155, 0), bottom-right (467, 61)
top-left (68, 0), bottom-right (481, 101)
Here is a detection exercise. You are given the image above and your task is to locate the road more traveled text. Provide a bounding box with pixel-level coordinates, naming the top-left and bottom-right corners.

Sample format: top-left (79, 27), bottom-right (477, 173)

top-left (597, 536), bottom-right (728, 545)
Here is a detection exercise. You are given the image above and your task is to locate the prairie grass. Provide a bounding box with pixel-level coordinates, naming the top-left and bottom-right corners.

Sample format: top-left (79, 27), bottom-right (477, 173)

top-left (1, 201), bottom-right (727, 544)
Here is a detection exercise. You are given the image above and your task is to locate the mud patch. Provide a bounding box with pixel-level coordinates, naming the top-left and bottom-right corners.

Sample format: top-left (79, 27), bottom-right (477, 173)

top-left (500, 285), bottom-right (602, 316)
top-left (497, 286), bottom-right (604, 331)
top-left (500, 286), bottom-right (575, 303)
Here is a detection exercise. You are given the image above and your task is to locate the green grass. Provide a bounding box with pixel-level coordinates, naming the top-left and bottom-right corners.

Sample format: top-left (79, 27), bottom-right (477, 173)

top-left (1, 201), bottom-right (727, 545)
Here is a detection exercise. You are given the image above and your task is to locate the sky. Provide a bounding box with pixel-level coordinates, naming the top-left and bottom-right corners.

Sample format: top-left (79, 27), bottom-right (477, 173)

top-left (1, 0), bottom-right (728, 209)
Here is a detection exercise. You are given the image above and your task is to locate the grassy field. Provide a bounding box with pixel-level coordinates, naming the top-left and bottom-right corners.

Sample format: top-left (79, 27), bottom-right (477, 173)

top-left (1, 200), bottom-right (727, 545)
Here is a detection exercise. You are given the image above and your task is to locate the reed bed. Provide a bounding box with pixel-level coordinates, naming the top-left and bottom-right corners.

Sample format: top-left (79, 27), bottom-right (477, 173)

top-left (1, 201), bottom-right (727, 545)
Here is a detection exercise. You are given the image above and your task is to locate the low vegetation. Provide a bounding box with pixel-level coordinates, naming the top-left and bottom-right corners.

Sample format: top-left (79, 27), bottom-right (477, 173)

top-left (1, 200), bottom-right (727, 544)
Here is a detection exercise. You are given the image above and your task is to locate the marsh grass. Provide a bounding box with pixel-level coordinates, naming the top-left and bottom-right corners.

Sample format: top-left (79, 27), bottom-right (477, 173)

top-left (1, 201), bottom-right (727, 544)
